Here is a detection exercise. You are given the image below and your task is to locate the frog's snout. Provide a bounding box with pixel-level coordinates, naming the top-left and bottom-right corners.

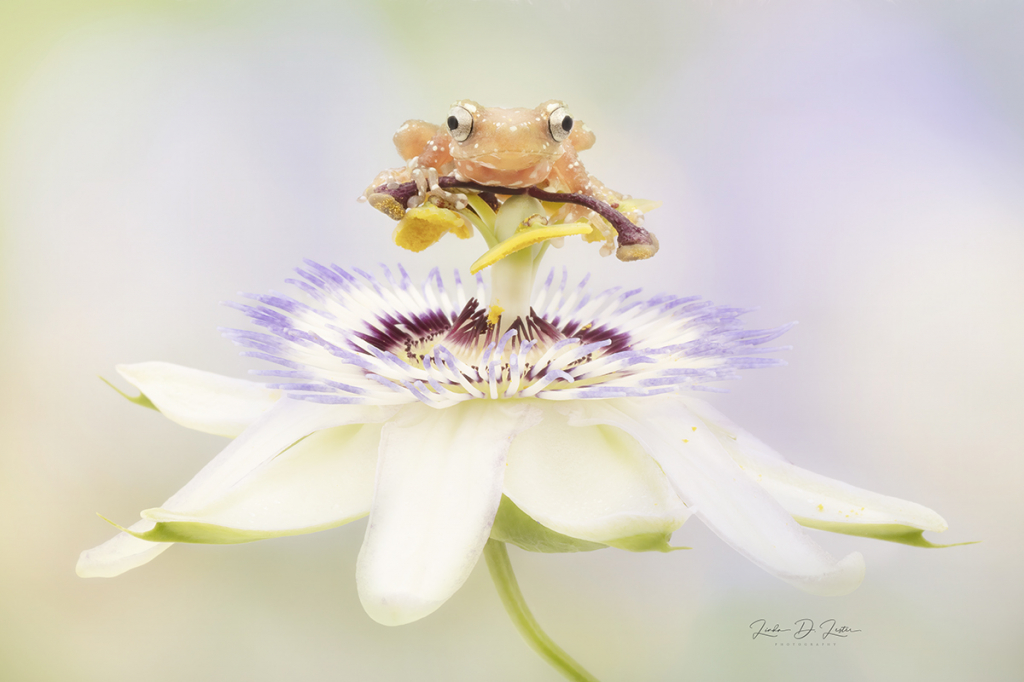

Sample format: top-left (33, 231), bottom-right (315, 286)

top-left (462, 152), bottom-right (555, 172)
top-left (454, 155), bottom-right (554, 189)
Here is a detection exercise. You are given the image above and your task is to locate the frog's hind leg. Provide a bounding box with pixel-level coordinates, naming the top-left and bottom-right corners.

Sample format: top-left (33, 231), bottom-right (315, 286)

top-left (394, 120), bottom-right (442, 161)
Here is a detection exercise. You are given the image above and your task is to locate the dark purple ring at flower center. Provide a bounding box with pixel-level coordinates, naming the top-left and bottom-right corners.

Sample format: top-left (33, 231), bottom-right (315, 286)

top-left (356, 296), bottom-right (631, 363)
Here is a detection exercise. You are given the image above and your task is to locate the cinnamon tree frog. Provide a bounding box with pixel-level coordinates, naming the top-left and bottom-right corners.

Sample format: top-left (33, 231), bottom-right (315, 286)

top-left (363, 100), bottom-right (650, 256)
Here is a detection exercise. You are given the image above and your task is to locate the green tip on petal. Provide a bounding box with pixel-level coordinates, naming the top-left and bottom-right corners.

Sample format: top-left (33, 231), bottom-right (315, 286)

top-left (135, 507), bottom-right (356, 544)
top-left (129, 521), bottom-right (282, 544)
top-left (605, 533), bottom-right (690, 553)
top-left (97, 513), bottom-right (134, 533)
top-left (99, 376), bottom-right (157, 411)
top-left (796, 517), bottom-right (978, 549)
top-left (98, 510), bottom-right (288, 545)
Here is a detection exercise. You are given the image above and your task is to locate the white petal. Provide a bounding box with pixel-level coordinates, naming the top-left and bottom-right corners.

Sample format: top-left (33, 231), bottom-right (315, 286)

top-left (504, 401), bottom-right (689, 546)
top-left (116, 362), bottom-right (281, 437)
top-left (79, 399), bottom-right (395, 577)
top-left (163, 399), bottom-right (394, 512)
top-left (76, 520), bottom-right (171, 578)
top-left (679, 396), bottom-right (948, 533)
top-left (357, 400), bottom-right (542, 626)
top-left (142, 422), bottom-right (381, 533)
top-left (570, 396), bottom-right (865, 596)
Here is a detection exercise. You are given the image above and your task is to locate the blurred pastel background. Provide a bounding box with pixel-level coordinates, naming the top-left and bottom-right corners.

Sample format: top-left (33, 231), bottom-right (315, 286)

top-left (1, 1), bottom-right (1021, 680)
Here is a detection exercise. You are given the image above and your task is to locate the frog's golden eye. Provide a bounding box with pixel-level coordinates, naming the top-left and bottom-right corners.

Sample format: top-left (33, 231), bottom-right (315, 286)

top-left (548, 106), bottom-right (573, 143)
top-left (446, 105), bottom-right (474, 142)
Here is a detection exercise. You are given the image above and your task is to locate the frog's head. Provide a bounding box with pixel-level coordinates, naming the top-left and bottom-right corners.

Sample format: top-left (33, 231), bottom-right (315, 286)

top-left (444, 100), bottom-right (576, 187)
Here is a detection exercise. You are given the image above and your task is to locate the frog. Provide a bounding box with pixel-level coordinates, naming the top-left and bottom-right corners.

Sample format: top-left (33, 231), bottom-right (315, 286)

top-left (362, 100), bottom-right (650, 257)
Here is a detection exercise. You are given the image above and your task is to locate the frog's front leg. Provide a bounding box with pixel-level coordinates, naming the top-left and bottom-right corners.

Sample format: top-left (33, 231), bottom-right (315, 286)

top-left (364, 165), bottom-right (467, 217)
top-left (360, 165), bottom-right (416, 219)
top-left (403, 129), bottom-right (467, 210)
top-left (361, 120), bottom-right (446, 202)
top-left (407, 166), bottom-right (468, 210)
top-left (365, 124), bottom-right (465, 216)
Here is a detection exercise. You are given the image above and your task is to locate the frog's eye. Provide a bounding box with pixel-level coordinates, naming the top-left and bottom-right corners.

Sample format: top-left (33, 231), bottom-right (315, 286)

top-left (446, 105), bottom-right (474, 142)
top-left (548, 107), bottom-right (573, 143)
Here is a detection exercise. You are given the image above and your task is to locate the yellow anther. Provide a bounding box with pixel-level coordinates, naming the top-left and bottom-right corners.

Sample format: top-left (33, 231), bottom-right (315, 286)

top-left (470, 221), bottom-right (593, 274)
top-left (487, 303), bottom-right (504, 326)
top-left (392, 205), bottom-right (471, 253)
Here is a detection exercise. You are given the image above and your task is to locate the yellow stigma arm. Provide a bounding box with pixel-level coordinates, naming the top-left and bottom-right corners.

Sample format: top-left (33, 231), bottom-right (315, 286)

top-left (470, 222), bottom-right (593, 275)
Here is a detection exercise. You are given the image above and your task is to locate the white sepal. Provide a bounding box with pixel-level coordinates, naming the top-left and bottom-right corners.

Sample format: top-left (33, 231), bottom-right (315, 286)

top-left (76, 519), bottom-right (171, 578)
top-left (571, 396), bottom-right (865, 596)
top-left (79, 399), bottom-right (397, 577)
top-left (680, 396), bottom-right (948, 532)
top-left (141, 422), bottom-right (382, 533)
top-left (116, 362), bottom-right (281, 437)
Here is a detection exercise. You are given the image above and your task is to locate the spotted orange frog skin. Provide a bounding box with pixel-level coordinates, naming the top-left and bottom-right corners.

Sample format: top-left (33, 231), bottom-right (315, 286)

top-left (363, 100), bottom-right (636, 229)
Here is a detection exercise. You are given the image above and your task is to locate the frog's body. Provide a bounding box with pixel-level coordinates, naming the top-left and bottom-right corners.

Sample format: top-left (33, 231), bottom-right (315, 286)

top-left (364, 100), bottom-right (640, 233)
top-left (363, 100), bottom-right (661, 260)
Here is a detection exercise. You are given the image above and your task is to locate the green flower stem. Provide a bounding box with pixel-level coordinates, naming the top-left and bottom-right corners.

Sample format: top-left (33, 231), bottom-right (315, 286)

top-left (483, 539), bottom-right (603, 682)
top-left (489, 195), bottom-right (544, 327)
